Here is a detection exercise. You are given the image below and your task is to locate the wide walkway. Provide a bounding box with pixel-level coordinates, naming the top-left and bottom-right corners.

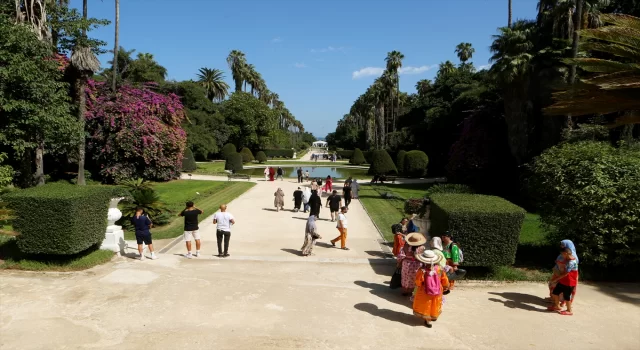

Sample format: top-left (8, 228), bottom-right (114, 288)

top-left (1, 178), bottom-right (639, 349)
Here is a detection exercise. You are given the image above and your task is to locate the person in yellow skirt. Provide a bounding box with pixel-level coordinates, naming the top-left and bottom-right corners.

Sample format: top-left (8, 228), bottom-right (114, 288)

top-left (412, 250), bottom-right (450, 328)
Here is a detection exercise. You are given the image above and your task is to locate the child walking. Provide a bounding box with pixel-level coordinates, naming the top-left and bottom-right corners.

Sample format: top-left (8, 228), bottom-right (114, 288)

top-left (548, 247), bottom-right (578, 315)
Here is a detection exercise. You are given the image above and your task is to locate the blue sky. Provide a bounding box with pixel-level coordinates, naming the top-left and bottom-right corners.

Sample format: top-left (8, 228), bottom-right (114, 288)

top-left (69, 0), bottom-right (539, 138)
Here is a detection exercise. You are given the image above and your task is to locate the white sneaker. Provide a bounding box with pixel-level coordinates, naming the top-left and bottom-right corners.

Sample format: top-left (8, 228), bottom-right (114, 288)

top-left (150, 253), bottom-right (158, 260)
top-left (194, 252), bottom-right (200, 258)
top-left (185, 253), bottom-right (193, 259)
top-left (139, 254), bottom-right (145, 260)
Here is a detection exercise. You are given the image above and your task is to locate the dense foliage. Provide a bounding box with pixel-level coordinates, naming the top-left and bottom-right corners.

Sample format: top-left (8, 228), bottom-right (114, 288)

top-left (430, 193), bottom-right (526, 266)
top-left (4, 183), bottom-right (124, 255)
top-left (225, 152), bottom-right (244, 173)
top-left (263, 149), bottom-right (295, 158)
top-left (403, 150), bottom-right (429, 178)
top-left (350, 148), bottom-right (366, 165)
top-left (531, 141), bottom-right (640, 267)
top-left (221, 143), bottom-right (237, 160)
top-left (181, 148), bottom-right (197, 172)
top-left (367, 150), bottom-right (397, 175)
top-left (425, 184), bottom-right (474, 198)
top-left (395, 150), bottom-right (406, 174)
top-left (85, 81), bottom-right (187, 183)
top-left (240, 147), bottom-right (254, 163)
top-left (256, 151), bottom-right (268, 164)
top-left (220, 92), bottom-right (278, 150)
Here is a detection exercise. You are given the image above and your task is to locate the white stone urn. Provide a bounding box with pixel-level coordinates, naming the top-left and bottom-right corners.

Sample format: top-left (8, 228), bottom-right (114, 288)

top-left (101, 197), bottom-right (126, 255)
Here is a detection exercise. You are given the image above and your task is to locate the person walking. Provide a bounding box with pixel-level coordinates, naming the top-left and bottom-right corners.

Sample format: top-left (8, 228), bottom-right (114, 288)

top-left (274, 188), bottom-right (285, 211)
top-left (310, 179), bottom-right (319, 195)
top-left (304, 170), bottom-right (310, 182)
top-left (351, 179), bottom-right (360, 199)
top-left (391, 223), bottom-right (406, 256)
top-left (302, 187), bottom-right (311, 213)
top-left (308, 191), bottom-right (322, 218)
top-left (179, 201), bottom-right (203, 259)
top-left (413, 250), bottom-right (450, 328)
top-left (548, 247), bottom-right (579, 315)
top-left (397, 232), bottom-right (427, 296)
top-left (330, 206), bottom-right (349, 250)
top-left (297, 167), bottom-right (303, 183)
top-left (213, 204), bottom-right (235, 258)
top-left (323, 175), bottom-right (333, 193)
top-left (442, 232), bottom-right (466, 289)
top-left (549, 239), bottom-right (580, 305)
top-left (326, 190), bottom-right (342, 222)
top-left (342, 183), bottom-right (352, 208)
top-left (131, 207), bottom-right (158, 260)
top-left (301, 215), bottom-right (321, 256)
top-left (293, 187), bottom-right (303, 212)
top-left (268, 167), bottom-right (275, 181)
top-left (276, 167), bottom-right (284, 181)
top-left (429, 237), bottom-right (448, 269)
top-left (263, 167), bottom-right (269, 181)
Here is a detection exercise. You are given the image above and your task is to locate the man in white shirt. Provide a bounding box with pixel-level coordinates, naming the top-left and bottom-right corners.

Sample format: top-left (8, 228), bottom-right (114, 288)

top-left (330, 206), bottom-right (349, 250)
top-left (213, 204), bottom-right (235, 257)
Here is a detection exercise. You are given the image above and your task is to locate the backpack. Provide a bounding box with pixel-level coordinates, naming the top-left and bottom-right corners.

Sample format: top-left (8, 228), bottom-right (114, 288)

top-left (424, 266), bottom-right (442, 296)
top-left (447, 242), bottom-right (464, 264)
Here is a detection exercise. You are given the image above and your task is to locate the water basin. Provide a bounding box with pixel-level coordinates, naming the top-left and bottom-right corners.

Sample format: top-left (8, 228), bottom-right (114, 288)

top-left (239, 166), bottom-right (368, 179)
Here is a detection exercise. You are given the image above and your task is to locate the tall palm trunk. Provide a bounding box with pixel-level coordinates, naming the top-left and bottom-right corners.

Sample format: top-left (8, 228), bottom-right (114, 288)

top-left (376, 104), bottom-right (385, 149)
top-left (508, 0), bottom-right (512, 28)
top-left (112, 0), bottom-right (119, 92)
top-left (566, 0), bottom-right (584, 130)
top-left (75, 0), bottom-right (89, 185)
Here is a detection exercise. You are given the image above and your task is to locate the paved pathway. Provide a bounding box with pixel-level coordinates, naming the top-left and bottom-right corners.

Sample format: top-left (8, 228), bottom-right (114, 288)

top-left (1, 178), bottom-right (639, 349)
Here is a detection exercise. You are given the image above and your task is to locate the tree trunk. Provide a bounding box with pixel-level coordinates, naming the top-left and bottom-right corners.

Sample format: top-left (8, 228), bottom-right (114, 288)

top-left (35, 140), bottom-right (45, 186)
top-left (112, 0), bottom-right (119, 92)
top-left (376, 104), bottom-right (385, 149)
top-left (508, 0), bottom-right (512, 28)
top-left (365, 117), bottom-right (375, 150)
top-left (76, 75), bottom-right (87, 185)
top-left (566, 0), bottom-right (583, 131)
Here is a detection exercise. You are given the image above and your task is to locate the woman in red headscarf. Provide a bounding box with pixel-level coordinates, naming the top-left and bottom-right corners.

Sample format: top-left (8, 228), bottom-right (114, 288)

top-left (268, 167), bottom-right (275, 181)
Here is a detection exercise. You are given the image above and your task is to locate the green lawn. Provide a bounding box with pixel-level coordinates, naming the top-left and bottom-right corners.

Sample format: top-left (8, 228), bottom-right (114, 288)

top-left (0, 235), bottom-right (115, 271)
top-left (124, 180), bottom-right (255, 240)
top-left (519, 213), bottom-right (547, 245)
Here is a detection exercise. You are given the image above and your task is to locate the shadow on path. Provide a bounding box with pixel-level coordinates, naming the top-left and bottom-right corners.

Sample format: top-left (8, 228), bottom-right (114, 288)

top-left (365, 250), bottom-right (392, 259)
top-left (594, 283), bottom-right (640, 306)
top-left (315, 242), bottom-right (335, 249)
top-left (291, 217), bottom-right (332, 222)
top-left (354, 280), bottom-right (410, 308)
top-left (488, 292), bottom-right (549, 312)
top-left (354, 303), bottom-right (418, 327)
top-left (281, 248), bottom-right (303, 256)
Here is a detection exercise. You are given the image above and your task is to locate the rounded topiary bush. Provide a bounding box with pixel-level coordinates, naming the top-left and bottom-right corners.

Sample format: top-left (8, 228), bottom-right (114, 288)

top-left (221, 143), bottom-right (237, 160)
top-left (240, 147), bottom-right (254, 163)
top-left (256, 151), bottom-right (267, 164)
top-left (403, 150), bottom-right (429, 178)
top-left (350, 148), bottom-right (366, 165)
top-left (225, 152), bottom-right (244, 172)
top-left (181, 148), bottom-right (197, 172)
top-left (396, 150), bottom-right (406, 175)
top-left (367, 149), bottom-right (397, 175)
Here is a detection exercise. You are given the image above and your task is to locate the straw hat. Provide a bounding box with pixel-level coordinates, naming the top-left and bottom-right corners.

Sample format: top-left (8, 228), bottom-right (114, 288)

top-left (405, 232), bottom-right (427, 247)
top-left (415, 249), bottom-right (443, 265)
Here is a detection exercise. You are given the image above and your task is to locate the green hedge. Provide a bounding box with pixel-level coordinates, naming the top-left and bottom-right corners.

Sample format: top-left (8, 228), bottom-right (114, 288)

top-left (403, 150), bottom-right (429, 178)
top-left (263, 149), bottom-right (294, 158)
top-left (350, 148), bottom-right (366, 165)
top-left (4, 183), bottom-right (125, 255)
top-left (181, 148), bottom-right (197, 172)
top-left (430, 193), bottom-right (525, 266)
top-left (337, 150), bottom-right (354, 159)
top-left (396, 150), bottom-right (406, 175)
top-left (256, 151), bottom-right (267, 164)
top-left (368, 150), bottom-right (397, 175)
top-left (240, 147), bottom-right (254, 163)
top-left (225, 152), bottom-right (244, 172)
top-left (221, 143), bottom-right (237, 160)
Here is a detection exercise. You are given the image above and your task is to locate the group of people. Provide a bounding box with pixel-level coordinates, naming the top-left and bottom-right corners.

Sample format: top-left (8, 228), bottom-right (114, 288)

top-left (263, 166), bottom-right (285, 181)
top-left (310, 153), bottom-right (337, 162)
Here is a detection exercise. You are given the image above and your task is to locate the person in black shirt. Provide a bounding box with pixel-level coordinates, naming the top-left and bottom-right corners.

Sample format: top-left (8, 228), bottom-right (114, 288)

top-left (326, 190), bottom-right (342, 222)
top-left (308, 192), bottom-right (322, 218)
top-left (297, 167), bottom-right (303, 183)
top-left (293, 187), bottom-right (303, 212)
top-left (277, 167), bottom-right (284, 181)
top-left (131, 207), bottom-right (158, 260)
top-left (179, 201), bottom-right (203, 259)
top-left (343, 183), bottom-right (352, 208)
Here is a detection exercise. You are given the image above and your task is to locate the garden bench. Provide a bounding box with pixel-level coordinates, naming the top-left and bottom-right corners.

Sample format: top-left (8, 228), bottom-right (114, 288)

top-left (227, 174), bottom-right (251, 181)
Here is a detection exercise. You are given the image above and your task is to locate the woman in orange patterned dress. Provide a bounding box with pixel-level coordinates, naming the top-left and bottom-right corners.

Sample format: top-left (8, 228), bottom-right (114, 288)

top-left (412, 250), bottom-right (449, 328)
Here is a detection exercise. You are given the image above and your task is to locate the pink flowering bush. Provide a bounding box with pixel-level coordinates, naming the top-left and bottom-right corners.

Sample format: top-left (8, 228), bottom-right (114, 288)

top-left (85, 81), bottom-right (187, 183)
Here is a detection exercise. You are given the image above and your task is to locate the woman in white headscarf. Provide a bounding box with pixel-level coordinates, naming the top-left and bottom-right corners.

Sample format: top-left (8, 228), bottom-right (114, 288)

top-left (301, 215), bottom-right (321, 256)
top-left (430, 237), bottom-right (448, 269)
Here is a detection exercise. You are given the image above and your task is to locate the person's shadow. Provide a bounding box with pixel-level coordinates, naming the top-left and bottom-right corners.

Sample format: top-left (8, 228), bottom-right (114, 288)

top-left (488, 292), bottom-right (549, 312)
top-left (281, 248), bottom-right (304, 256)
top-left (354, 280), bottom-right (410, 308)
top-left (354, 303), bottom-right (419, 327)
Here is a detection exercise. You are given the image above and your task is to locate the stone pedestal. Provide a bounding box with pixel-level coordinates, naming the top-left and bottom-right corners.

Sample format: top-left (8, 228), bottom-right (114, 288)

top-left (101, 197), bottom-right (126, 255)
top-left (293, 152), bottom-right (297, 159)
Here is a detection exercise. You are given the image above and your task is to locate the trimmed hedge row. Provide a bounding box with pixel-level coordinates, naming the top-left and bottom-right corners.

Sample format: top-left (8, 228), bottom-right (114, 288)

top-left (368, 150), bottom-right (397, 175)
top-left (256, 151), bottom-right (267, 163)
top-left (337, 150), bottom-right (354, 159)
top-left (221, 143), bottom-right (237, 160)
top-left (403, 150), bottom-right (429, 177)
top-left (4, 183), bottom-right (126, 255)
top-left (181, 148), bottom-right (197, 172)
top-left (350, 148), bottom-right (366, 165)
top-left (225, 152), bottom-right (244, 172)
top-left (263, 149), bottom-right (294, 158)
top-left (240, 147), bottom-right (254, 163)
top-left (429, 193), bottom-right (525, 266)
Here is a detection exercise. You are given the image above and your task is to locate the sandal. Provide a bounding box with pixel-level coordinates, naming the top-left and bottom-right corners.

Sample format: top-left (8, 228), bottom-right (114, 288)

top-left (559, 311), bottom-right (573, 316)
top-left (546, 306), bottom-right (561, 311)
top-left (424, 321), bottom-right (432, 328)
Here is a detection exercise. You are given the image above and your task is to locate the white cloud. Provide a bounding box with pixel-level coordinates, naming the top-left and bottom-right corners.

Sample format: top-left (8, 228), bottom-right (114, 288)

top-left (310, 46), bottom-right (345, 53)
top-left (271, 37), bottom-right (283, 43)
top-left (352, 65), bottom-right (436, 79)
top-left (294, 62), bottom-right (307, 68)
top-left (478, 64), bottom-right (492, 70)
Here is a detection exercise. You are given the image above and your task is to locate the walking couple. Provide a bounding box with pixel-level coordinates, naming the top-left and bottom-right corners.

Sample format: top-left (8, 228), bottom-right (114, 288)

top-left (180, 202), bottom-right (236, 258)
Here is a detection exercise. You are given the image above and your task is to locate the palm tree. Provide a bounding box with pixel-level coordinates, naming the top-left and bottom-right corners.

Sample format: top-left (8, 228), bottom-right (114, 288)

top-left (438, 60), bottom-right (457, 77)
top-left (226, 50), bottom-right (246, 93)
top-left (545, 14), bottom-right (640, 127)
top-left (416, 79), bottom-right (432, 97)
top-left (196, 68), bottom-right (229, 102)
top-left (112, 0), bottom-right (119, 92)
top-left (70, 0), bottom-right (100, 185)
top-left (243, 63), bottom-right (255, 92)
top-left (508, 0), bottom-right (513, 28)
top-left (385, 51), bottom-right (404, 134)
top-left (455, 42), bottom-right (475, 63)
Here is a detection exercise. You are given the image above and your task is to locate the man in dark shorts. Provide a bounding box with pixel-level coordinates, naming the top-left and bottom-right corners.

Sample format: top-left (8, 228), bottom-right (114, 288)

top-left (326, 190), bottom-right (342, 222)
top-left (342, 183), bottom-right (352, 208)
top-left (179, 201), bottom-right (203, 259)
top-left (131, 207), bottom-right (158, 260)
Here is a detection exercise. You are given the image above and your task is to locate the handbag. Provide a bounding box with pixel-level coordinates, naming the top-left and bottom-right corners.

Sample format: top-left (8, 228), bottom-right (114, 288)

top-left (390, 267), bottom-right (402, 289)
